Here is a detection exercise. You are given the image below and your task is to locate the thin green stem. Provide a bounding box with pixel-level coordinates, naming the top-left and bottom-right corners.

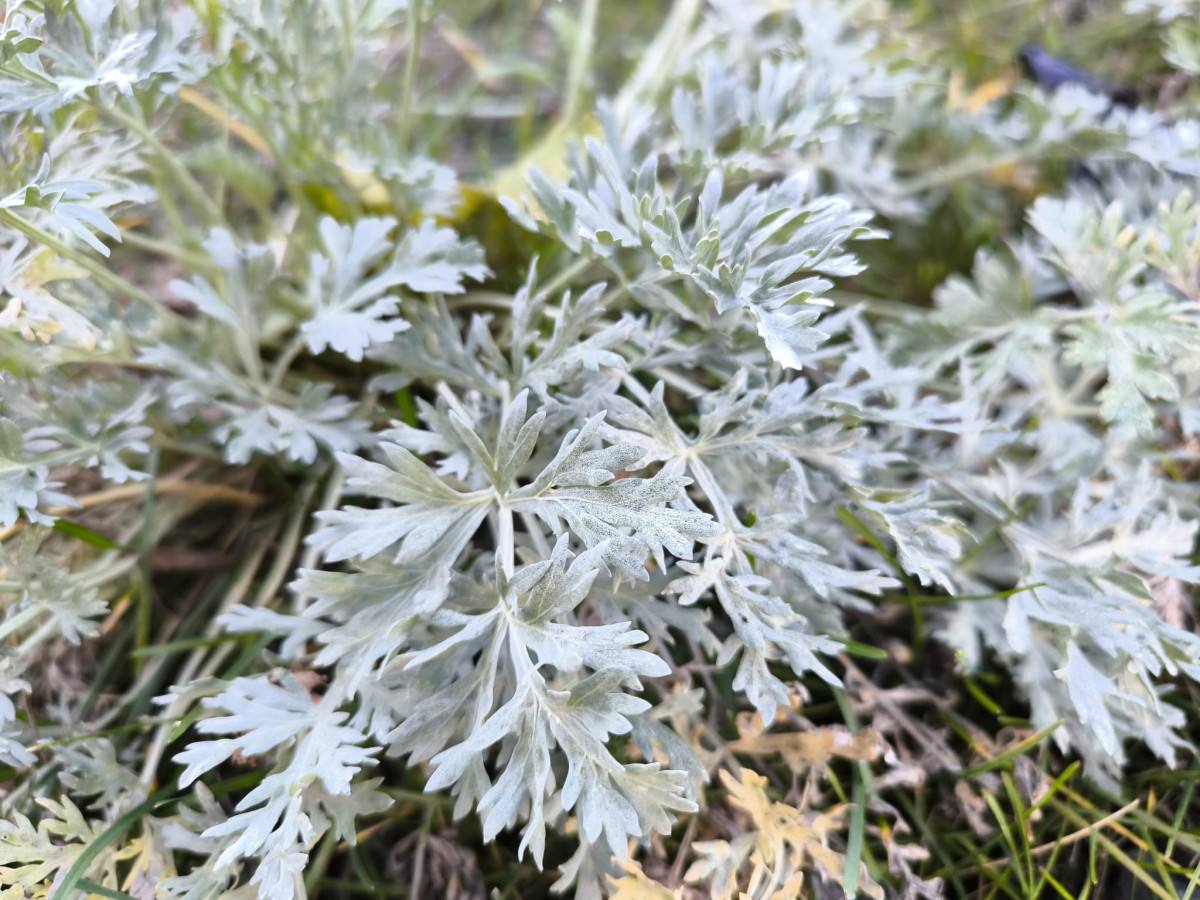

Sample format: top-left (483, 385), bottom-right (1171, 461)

top-left (136, 533), bottom-right (274, 786)
top-left (15, 611), bottom-right (60, 654)
top-left (0, 209), bottom-right (156, 308)
top-left (55, 788), bottom-right (178, 900)
top-left (121, 230), bottom-right (218, 272)
top-left (98, 103), bottom-right (226, 227)
top-left (293, 466), bottom-right (343, 613)
top-left (305, 830), bottom-right (340, 897)
top-left (266, 334), bottom-right (309, 394)
top-left (398, 0), bottom-right (426, 154)
top-left (539, 256), bottom-right (594, 298)
top-left (615, 0), bottom-right (702, 121)
top-left (75, 880), bottom-right (136, 900)
top-left (562, 0), bottom-right (600, 125)
top-left (834, 688), bottom-right (874, 899)
top-left (0, 604), bottom-right (44, 643)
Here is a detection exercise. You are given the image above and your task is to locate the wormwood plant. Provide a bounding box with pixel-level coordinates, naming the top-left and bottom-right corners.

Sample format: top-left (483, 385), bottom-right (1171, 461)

top-left (5, 0), bottom-right (1200, 897)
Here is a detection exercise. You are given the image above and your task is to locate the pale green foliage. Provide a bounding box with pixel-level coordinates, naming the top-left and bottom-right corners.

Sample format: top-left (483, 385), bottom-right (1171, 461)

top-left (4, 0), bottom-right (1200, 898)
top-left (302, 217), bottom-right (488, 361)
top-left (0, 795), bottom-right (107, 889)
top-left (506, 106), bottom-right (883, 370)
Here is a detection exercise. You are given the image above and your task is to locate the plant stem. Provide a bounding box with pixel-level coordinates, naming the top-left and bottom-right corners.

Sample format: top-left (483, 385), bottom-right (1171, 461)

top-left (398, 0), bottom-right (426, 155)
top-left (562, 0), bottom-right (600, 125)
top-left (266, 334), bottom-right (309, 394)
top-left (539, 256), bottom-right (594, 299)
top-left (16, 618), bottom-right (58, 655)
top-left (0, 209), bottom-right (157, 308)
top-left (98, 103), bottom-right (226, 227)
top-left (896, 144), bottom-right (1089, 195)
top-left (135, 450), bottom-right (160, 674)
top-left (615, 0), bottom-right (702, 121)
top-left (0, 604), bottom-right (44, 643)
top-left (120, 230), bottom-right (218, 272)
top-left (498, 500), bottom-right (515, 578)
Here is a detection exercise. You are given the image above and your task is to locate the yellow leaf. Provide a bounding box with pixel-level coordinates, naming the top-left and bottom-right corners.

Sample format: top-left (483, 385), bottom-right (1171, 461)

top-left (767, 872), bottom-right (806, 900)
top-left (22, 248), bottom-right (88, 287)
top-left (806, 843), bottom-right (885, 900)
top-left (728, 725), bottom-right (884, 773)
top-left (721, 769), bottom-right (777, 826)
top-left (946, 70), bottom-right (1017, 112)
top-left (466, 111), bottom-right (600, 221)
top-left (987, 161), bottom-right (1039, 199)
top-left (965, 73), bottom-right (1017, 112)
top-left (337, 163), bottom-right (393, 213)
top-left (607, 861), bottom-right (682, 900)
top-left (946, 69), bottom-right (966, 111)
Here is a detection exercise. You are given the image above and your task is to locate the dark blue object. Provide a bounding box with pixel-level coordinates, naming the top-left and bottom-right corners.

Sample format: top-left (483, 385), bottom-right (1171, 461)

top-left (1018, 45), bottom-right (1137, 107)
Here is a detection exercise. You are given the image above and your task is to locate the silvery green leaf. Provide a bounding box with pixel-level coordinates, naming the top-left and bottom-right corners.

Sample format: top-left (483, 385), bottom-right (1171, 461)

top-left (0, 0), bottom-right (206, 113)
top-left (1059, 641), bottom-right (1135, 758)
top-left (475, 695), bottom-right (553, 856)
top-left (740, 514), bottom-right (900, 599)
top-left (852, 484), bottom-right (966, 594)
top-left (367, 297), bottom-right (500, 396)
top-left (379, 542), bottom-right (697, 862)
top-left (608, 374), bottom-right (872, 520)
top-left (389, 219), bottom-right (489, 293)
top-left (0, 372), bottom-right (152, 483)
top-left (511, 123), bottom-right (880, 369)
top-left (0, 156), bottom-right (120, 256)
top-left (218, 605), bottom-right (326, 661)
top-left (0, 417), bottom-right (77, 527)
top-left (1020, 194), bottom-right (1200, 438)
top-left (308, 779), bottom-right (392, 845)
top-left (292, 560), bottom-right (452, 683)
top-left (627, 689), bottom-right (708, 792)
top-left (301, 217), bottom-right (466, 362)
top-left (548, 675), bottom-right (696, 859)
top-left (176, 676), bottom-right (327, 788)
top-left (509, 413), bottom-right (720, 577)
top-left (918, 248), bottom-right (1053, 389)
top-left (645, 170), bottom-right (881, 369)
top-left (0, 653), bottom-right (33, 768)
top-left (56, 739), bottom-right (141, 811)
top-left (671, 554), bottom-right (842, 722)
top-left (217, 384), bottom-right (372, 465)
top-left (590, 568), bottom-right (722, 656)
top-left (1165, 18), bottom-right (1200, 73)
top-left (517, 282), bottom-right (636, 398)
top-left (0, 4), bottom-right (44, 64)
top-left (310, 441), bottom-right (493, 562)
top-left (169, 229), bottom-right (277, 348)
top-left (169, 675), bottom-right (381, 894)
